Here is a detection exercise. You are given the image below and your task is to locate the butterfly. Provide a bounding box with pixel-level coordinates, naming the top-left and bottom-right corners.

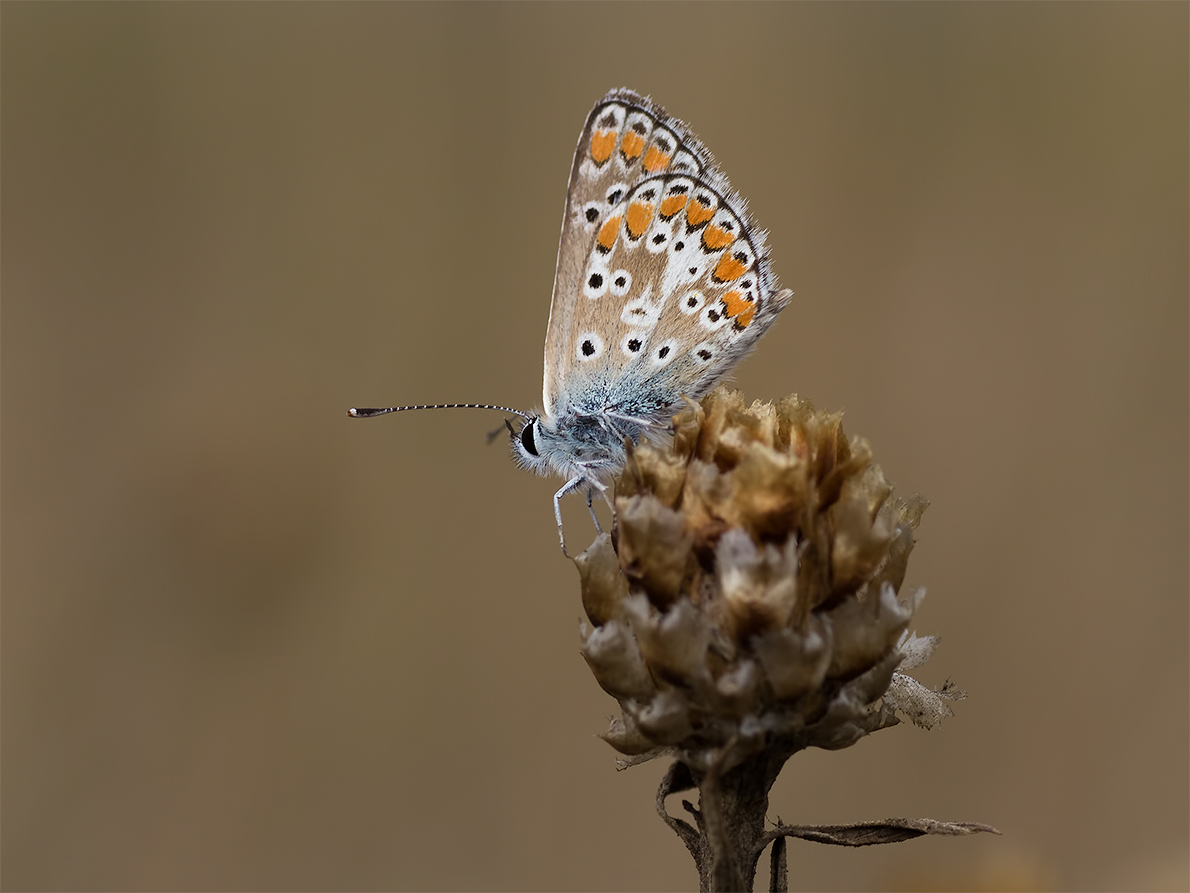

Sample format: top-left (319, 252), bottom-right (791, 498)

top-left (350, 88), bottom-right (792, 554)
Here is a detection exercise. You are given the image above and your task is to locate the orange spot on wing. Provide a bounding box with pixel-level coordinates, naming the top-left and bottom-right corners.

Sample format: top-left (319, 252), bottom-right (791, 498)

top-left (722, 290), bottom-right (751, 317)
top-left (714, 253), bottom-right (748, 282)
top-left (702, 224), bottom-right (735, 251)
top-left (686, 199), bottom-right (714, 227)
top-left (625, 201), bottom-right (654, 239)
top-left (590, 130), bottom-right (616, 163)
top-left (620, 130), bottom-right (645, 161)
top-left (735, 303), bottom-right (756, 327)
top-left (642, 145), bottom-right (671, 173)
top-left (659, 195), bottom-right (687, 218)
top-left (597, 215), bottom-right (622, 251)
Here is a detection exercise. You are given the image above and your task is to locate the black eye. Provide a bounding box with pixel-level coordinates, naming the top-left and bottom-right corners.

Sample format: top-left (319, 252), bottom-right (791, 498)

top-left (520, 421), bottom-right (539, 457)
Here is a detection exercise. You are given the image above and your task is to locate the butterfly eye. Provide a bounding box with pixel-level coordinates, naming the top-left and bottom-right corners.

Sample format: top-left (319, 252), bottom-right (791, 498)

top-left (520, 420), bottom-right (539, 457)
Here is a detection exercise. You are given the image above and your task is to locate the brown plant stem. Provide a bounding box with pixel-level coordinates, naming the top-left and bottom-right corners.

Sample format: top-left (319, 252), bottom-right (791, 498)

top-left (658, 744), bottom-right (799, 893)
top-left (768, 835), bottom-right (787, 893)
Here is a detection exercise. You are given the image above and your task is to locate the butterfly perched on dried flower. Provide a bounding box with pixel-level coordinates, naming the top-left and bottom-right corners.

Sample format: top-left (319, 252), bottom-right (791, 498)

top-left (350, 88), bottom-right (792, 552)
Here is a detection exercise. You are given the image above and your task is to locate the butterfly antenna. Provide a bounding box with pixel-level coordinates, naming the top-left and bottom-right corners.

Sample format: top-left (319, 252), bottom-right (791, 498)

top-left (347, 403), bottom-right (533, 420)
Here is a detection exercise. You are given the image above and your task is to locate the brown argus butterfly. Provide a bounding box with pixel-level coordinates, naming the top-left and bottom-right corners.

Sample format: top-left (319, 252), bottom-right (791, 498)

top-left (351, 88), bottom-right (793, 553)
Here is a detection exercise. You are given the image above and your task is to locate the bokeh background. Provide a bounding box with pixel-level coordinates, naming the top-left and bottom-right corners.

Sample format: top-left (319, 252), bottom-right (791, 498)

top-left (3, 3), bottom-right (1186, 891)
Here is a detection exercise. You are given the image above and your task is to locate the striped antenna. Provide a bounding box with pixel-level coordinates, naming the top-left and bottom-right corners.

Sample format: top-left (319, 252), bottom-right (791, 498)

top-left (347, 403), bottom-right (533, 420)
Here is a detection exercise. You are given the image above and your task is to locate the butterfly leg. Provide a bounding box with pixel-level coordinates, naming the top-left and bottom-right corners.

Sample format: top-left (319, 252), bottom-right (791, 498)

top-left (585, 478), bottom-right (617, 540)
top-left (553, 476), bottom-right (586, 556)
top-left (584, 487), bottom-right (603, 534)
top-left (586, 477), bottom-right (615, 514)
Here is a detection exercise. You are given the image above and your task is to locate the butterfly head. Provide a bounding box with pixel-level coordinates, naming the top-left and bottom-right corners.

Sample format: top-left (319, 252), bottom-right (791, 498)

top-left (509, 411), bottom-right (630, 485)
top-left (510, 414), bottom-right (548, 473)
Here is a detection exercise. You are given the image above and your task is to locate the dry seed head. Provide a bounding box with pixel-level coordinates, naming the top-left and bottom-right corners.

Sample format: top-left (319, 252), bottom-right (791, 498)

top-left (577, 388), bottom-right (961, 771)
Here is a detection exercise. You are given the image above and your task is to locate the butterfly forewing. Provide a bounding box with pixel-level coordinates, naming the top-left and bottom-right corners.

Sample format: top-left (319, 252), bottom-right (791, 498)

top-left (543, 88), bottom-right (791, 424)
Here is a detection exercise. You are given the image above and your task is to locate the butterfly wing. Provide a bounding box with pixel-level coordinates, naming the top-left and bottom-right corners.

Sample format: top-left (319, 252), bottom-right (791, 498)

top-left (543, 88), bottom-right (792, 424)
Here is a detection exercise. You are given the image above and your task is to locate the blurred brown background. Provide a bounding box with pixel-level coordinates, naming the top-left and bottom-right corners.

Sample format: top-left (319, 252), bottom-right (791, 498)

top-left (3, 3), bottom-right (1186, 891)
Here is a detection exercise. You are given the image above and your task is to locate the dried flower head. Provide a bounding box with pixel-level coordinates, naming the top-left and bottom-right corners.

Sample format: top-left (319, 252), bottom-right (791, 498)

top-left (574, 388), bottom-right (989, 890)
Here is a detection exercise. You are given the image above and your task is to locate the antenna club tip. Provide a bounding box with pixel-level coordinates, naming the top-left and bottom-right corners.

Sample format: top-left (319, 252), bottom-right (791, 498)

top-left (347, 408), bottom-right (361, 417)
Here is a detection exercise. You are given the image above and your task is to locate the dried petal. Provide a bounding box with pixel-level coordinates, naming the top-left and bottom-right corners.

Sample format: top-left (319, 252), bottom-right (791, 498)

top-left (616, 494), bottom-right (693, 608)
top-left (883, 674), bottom-right (966, 729)
top-left (599, 714), bottom-right (658, 756)
top-left (753, 619), bottom-right (832, 701)
top-left (620, 437), bottom-right (688, 508)
top-left (716, 530), bottom-right (799, 641)
top-left (896, 631), bottom-right (940, 670)
top-left (632, 689), bottom-right (695, 744)
top-left (624, 595), bottom-right (712, 687)
top-left (723, 443), bottom-right (804, 539)
top-left (579, 618), bottom-right (656, 701)
top-left (825, 583), bottom-right (915, 682)
top-left (712, 658), bottom-right (762, 717)
top-left (829, 474), bottom-right (895, 594)
top-left (575, 532), bottom-right (630, 626)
